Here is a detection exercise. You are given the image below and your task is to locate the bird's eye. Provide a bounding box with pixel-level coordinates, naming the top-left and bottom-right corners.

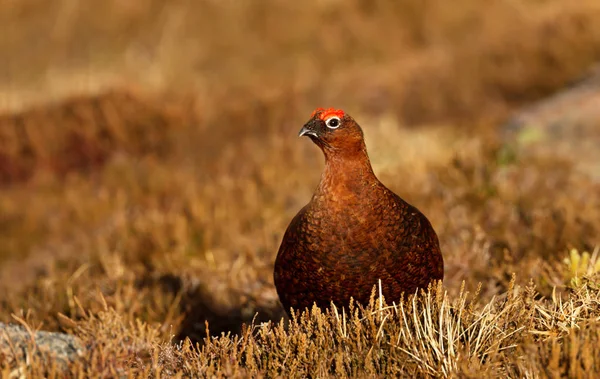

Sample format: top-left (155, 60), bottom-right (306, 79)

top-left (326, 117), bottom-right (341, 129)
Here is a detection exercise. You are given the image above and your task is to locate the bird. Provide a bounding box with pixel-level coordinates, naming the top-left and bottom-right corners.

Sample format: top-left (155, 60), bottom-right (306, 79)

top-left (273, 108), bottom-right (444, 315)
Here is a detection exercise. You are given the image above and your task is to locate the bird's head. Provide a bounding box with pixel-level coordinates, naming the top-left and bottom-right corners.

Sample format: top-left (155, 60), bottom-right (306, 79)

top-left (299, 108), bottom-right (366, 157)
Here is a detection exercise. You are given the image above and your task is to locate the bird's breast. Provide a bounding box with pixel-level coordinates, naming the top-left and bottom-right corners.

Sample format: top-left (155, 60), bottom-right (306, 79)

top-left (303, 199), bottom-right (401, 254)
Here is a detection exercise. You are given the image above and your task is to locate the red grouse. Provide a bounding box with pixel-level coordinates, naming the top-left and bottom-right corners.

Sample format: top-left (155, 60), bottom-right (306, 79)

top-left (274, 108), bottom-right (444, 315)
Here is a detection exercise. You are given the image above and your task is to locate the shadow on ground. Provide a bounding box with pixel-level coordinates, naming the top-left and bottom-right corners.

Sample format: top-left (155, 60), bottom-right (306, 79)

top-left (136, 273), bottom-right (287, 343)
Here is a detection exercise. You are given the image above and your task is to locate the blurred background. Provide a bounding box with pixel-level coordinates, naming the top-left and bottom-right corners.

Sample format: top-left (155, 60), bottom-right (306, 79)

top-left (1, 0), bottom-right (599, 341)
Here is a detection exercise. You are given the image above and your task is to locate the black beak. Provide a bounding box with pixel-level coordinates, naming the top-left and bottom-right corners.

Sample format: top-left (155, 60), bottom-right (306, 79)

top-left (298, 119), bottom-right (320, 138)
top-left (298, 126), bottom-right (318, 138)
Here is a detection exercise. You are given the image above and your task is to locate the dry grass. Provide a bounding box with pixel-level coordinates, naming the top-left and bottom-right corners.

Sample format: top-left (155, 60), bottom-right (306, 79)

top-left (4, 281), bottom-right (600, 377)
top-left (1, 0), bottom-right (600, 377)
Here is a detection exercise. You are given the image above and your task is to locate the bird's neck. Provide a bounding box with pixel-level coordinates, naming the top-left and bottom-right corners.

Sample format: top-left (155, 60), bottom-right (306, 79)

top-left (316, 149), bottom-right (379, 200)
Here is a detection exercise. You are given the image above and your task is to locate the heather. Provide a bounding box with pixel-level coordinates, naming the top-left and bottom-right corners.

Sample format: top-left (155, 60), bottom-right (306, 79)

top-left (1, 0), bottom-right (599, 377)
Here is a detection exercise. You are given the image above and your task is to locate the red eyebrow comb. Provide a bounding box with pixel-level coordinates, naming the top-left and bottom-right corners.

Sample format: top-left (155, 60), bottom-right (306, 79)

top-left (311, 108), bottom-right (345, 120)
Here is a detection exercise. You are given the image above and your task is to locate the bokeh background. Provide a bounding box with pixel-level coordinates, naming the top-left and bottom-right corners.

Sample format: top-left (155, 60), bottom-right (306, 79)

top-left (1, 0), bottom-right (599, 345)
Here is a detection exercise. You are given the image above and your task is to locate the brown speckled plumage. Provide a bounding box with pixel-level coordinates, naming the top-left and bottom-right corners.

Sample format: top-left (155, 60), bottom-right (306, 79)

top-left (274, 108), bottom-right (444, 315)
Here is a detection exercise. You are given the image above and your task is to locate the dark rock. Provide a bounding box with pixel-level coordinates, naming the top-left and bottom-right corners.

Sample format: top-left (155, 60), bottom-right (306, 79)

top-left (0, 322), bottom-right (84, 371)
top-left (501, 65), bottom-right (600, 181)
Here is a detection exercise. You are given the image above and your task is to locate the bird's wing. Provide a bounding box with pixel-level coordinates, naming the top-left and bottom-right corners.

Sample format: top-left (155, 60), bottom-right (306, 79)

top-left (375, 194), bottom-right (444, 298)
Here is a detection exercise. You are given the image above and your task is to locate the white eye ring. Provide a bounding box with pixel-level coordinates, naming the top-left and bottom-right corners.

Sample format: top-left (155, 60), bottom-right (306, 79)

top-left (325, 116), bottom-right (341, 129)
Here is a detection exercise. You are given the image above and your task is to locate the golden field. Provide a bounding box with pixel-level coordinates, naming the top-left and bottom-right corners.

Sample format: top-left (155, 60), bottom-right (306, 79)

top-left (1, 0), bottom-right (599, 377)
